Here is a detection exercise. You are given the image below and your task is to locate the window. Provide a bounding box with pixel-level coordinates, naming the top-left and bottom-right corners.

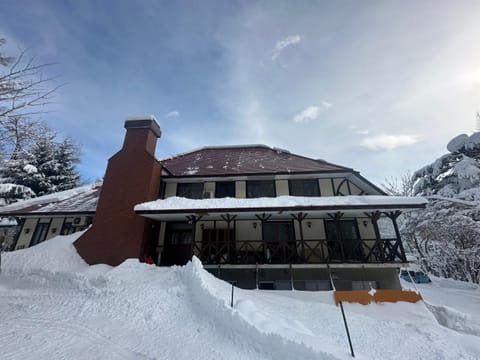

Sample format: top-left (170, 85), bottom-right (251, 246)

top-left (60, 221), bottom-right (74, 235)
top-left (215, 181), bottom-right (235, 198)
top-left (177, 183), bottom-right (204, 199)
top-left (324, 220), bottom-right (362, 261)
top-left (246, 180), bottom-right (275, 198)
top-left (289, 179), bottom-right (320, 197)
top-left (29, 222), bottom-right (50, 247)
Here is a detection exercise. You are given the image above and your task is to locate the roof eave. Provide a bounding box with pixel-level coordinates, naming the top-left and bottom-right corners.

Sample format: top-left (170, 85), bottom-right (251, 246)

top-left (136, 203), bottom-right (426, 215)
top-left (161, 169), bottom-right (355, 179)
top-left (1, 211), bottom-right (96, 217)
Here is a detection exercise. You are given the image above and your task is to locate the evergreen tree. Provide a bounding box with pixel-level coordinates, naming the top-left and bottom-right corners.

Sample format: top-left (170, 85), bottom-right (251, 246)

top-left (51, 138), bottom-right (80, 192)
top-left (0, 134), bottom-right (81, 202)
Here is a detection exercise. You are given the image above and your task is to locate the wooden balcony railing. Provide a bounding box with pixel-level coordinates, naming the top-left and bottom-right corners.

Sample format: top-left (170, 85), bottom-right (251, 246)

top-left (158, 237), bottom-right (407, 266)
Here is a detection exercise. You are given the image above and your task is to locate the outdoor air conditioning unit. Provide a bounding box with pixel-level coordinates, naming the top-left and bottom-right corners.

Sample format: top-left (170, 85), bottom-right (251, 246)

top-left (73, 217), bottom-right (85, 226)
top-left (203, 191), bottom-right (213, 199)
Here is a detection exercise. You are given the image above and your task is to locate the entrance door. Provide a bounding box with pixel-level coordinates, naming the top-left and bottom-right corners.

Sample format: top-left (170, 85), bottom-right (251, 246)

top-left (162, 223), bottom-right (194, 266)
top-left (263, 221), bottom-right (296, 263)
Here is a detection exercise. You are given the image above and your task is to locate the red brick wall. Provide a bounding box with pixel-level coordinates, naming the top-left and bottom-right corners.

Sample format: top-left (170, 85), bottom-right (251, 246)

top-left (74, 126), bottom-right (161, 266)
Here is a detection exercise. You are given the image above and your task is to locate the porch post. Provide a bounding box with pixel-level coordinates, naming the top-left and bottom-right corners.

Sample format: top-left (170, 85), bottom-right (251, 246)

top-left (186, 215), bottom-right (202, 260)
top-left (221, 214), bottom-right (237, 264)
top-left (291, 212), bottom-right (308, 263)
top-left (255, 213), bottom-right (272, 263)
top-left (365, 211), bottom-right (384, 262)
top-left (328, 212), bottom-right (345, 262)
top-left (385, 211), bottom-right (407, 262)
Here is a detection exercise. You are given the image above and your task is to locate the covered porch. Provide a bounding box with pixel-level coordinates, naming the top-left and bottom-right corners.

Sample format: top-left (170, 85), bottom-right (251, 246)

top-left (135, 196), bottom-right (427, 267)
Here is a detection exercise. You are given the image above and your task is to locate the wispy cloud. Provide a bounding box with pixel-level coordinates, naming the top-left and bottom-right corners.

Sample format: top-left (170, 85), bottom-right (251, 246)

top-left (293, 101), bottom-right (332, 124)
top-left (271, 35), bottom-right (302, 60)
top-left (165, 110), bottom-right (180, 118)
top-left (361, 134), bottom-right (419, 151)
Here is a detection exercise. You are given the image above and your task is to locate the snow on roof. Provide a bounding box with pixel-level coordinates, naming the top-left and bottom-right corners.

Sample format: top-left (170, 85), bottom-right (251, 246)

top-left (0, 183), bottom-right (101, 215)
top-left (135, 195), bottom-right (427, 213)
top-left (161, 145), bottom-right (351, 176)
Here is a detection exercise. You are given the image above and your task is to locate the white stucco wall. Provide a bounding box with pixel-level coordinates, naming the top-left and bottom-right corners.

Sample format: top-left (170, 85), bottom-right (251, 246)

top-left (319, 179), bottom-right (334, 196)
top-left (275, 180), bottom-right (289, 196)
top-left (164, 182), bottom-right (177, 198)
top-left (235, 181), bottom-right (246, 198)
top-left (15, 218), bottom-right (38, 249)
top-left (45, 218), bottom-right (64, 240)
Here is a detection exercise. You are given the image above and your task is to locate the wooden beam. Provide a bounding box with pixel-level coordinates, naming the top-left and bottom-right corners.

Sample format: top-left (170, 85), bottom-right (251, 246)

top-left (364, 211), bottom-right (384, 262)
top-left (291, 212), bottom-right (308, 263)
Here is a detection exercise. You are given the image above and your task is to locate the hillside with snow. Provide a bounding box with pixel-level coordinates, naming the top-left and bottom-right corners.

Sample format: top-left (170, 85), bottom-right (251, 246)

top-left (0, 233), bottom-right (479, 360)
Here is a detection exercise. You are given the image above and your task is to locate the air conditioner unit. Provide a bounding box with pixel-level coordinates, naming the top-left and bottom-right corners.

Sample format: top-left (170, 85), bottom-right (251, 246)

top-left (203, 191), bottom-right (213, 199)
top-left (73, 217), bottom-right (85, 226)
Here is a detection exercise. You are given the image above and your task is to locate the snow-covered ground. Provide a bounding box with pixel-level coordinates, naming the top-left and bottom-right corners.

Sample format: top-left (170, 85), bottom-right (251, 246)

top-left (0, 234), bottom-right (479, 360)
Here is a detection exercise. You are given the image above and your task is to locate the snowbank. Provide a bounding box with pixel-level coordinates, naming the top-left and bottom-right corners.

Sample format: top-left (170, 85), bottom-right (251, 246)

top-left (1, 231), bottom-right (89, 275)
top-left (1, 237), bottom-right (479, 360)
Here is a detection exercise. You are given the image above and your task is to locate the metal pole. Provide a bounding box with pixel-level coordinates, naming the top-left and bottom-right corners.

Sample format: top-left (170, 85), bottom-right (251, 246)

top-left (327, 264), bottom-right (355, 358)
top-left (230, 282), bottom-right (235, 308)
top-left (339, 301), bottom-right (355, 357)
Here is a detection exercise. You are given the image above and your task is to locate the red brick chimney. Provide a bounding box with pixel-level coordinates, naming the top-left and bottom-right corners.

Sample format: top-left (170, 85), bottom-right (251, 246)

top-left (74, 116), bottom-right (162, 266)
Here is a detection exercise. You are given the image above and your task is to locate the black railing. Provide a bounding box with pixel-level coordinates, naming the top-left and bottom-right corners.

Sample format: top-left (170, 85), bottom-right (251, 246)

top-left (158, 237), bottom-right (407, 266)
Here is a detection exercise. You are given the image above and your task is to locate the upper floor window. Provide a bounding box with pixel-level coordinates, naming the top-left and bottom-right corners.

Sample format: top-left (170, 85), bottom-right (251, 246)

top-left (177, 183), bottom-right (204, 199)
top-left (215, 181), bottom-right (235, 198)
top-left (289, 179), bottom-right (320, 197)
top-left (246, 180), bottom-right (275, 198)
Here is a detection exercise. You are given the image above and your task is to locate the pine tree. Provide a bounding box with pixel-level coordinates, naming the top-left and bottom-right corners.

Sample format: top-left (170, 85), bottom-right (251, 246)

top-left (51, 138), bottom-right (80, 192)
top-left (0, 134), bottom-right (81, 202)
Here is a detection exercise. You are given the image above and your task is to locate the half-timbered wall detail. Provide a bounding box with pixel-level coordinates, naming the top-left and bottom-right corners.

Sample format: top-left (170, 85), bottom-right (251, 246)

top-left (161, 175), bottom-right (373, 200)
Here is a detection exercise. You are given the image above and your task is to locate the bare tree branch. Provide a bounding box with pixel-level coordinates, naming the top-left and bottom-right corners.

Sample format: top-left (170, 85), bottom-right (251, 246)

top-left (0, 38), bottom-right (63, 158)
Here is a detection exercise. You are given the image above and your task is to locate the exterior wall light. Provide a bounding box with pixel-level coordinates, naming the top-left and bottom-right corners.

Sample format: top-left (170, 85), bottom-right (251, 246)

top-left (307, 221), bottom-right (312, 228)
top-left (25, 228), bottom-right (30, 234)
top-left (252, 222), bottom-right (257, 229)
top-left (363, 220), bottom-right (368, 227)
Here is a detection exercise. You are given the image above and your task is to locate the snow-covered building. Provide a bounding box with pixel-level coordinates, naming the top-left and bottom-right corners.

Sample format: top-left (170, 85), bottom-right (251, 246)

top-left (0, 116), bottom-right (426, 291)
top-left (0, 184), bottom-right (100, 249)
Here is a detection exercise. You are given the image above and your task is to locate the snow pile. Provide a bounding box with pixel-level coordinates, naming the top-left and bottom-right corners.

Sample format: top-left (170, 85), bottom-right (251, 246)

top-left (1, 231), bottom-right (89, 275)
top-left (136, 195), bottom-right (427, 212)
top-left (425, 303), bottom-right (480, 337)
top-left (403, 277), bottom-right (480, 337)
top-left (1, 235), bottom-right (480, 359)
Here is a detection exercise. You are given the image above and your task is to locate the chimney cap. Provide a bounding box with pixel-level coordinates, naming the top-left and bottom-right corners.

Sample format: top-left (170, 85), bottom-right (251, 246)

top-left (124, 115), bottom-right (161, 138)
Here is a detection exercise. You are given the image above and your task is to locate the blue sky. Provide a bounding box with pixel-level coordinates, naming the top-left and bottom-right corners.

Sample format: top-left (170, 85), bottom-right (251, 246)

top-left (1, 1), bottom-right (480, 184)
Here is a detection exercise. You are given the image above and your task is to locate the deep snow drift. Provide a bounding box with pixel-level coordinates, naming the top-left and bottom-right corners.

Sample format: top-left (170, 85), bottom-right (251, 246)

top-left (0, 234), bottom-right (479, 360)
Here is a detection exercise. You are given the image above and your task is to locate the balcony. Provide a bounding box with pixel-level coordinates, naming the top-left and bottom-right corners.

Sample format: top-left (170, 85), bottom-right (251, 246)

top-left (158, 237), bottom-right (407, 266)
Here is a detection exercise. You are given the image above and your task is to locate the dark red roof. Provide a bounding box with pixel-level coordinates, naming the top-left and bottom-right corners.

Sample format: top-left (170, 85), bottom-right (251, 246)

top-left (161, 145), bottom-right (351, 176)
